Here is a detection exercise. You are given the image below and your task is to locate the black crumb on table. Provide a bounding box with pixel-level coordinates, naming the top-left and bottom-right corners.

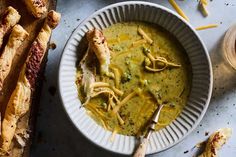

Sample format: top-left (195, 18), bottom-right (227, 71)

top-left (49, 42), bottom-right (57, 50)
top-left (48, 86), bottom-right (57, 96)
top-left (184, 150), bottom-right (189, 154)
top-left (205, 132), bottom-right (209, 136)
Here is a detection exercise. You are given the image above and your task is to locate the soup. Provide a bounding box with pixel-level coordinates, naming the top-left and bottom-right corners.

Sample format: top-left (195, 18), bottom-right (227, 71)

top-left (76, 22), bottom-right (192, 136)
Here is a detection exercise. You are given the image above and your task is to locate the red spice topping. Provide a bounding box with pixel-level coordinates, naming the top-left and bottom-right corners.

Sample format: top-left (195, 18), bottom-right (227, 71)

top-left (210, 132), bottom-right (221, 155)
top-left (25, 39), bottom-right (44, 88)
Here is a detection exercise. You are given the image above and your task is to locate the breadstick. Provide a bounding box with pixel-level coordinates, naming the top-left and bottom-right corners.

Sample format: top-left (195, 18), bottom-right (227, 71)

top-left (24, 0), bottom-right (47, 18)
top-left (198, 128), bottom-right (232, 157)
top-left (0, 25), bottom-right (28, 90)
top-left (0, 10), bottom-right (60, 154)
top-left (0, 7), bottom-right (21, 49)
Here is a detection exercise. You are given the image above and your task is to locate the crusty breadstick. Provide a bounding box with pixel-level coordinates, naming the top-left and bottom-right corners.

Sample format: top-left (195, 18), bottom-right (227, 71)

top-left (24, 0), bottom-right (47, 18)
top-left (198, 128), bottom-right (232, 157)
top-left (86, 29), bottom-right (113, 77)
top-left (0, 25), bottom-right (28, 90)
top-left (0, 7), bottom-right (21, 49)
top-left (0, 10), bottom-right (60, 154)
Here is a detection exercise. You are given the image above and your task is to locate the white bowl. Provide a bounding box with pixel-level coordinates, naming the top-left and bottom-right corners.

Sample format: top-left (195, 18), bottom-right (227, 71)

top-left (58, 1), bottom-right (213, 155)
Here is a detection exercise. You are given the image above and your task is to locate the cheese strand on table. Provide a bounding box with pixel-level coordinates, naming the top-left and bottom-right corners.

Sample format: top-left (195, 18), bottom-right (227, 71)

top-left (199, 0), bottom-right (209, 17)
top-left (168, 0), bottom-right (189, 21)
top-left (195, 24), bottom-right (218, 30)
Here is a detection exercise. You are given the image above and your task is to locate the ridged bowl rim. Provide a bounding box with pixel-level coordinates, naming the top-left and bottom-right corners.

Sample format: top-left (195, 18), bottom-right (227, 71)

top-left (58, 1), bottom-right (213, 155)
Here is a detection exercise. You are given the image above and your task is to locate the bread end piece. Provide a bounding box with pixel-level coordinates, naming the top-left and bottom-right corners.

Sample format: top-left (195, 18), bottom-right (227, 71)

top-left (198, 128), bottom-right (232, 157)
top-left (24, 0), bottom-right (47, 18)
top-left (4, 6), bottom-right (21, 26)
top-left (10, 25), bottom-right (29, 42)
top-left (0, 24), bottom-right (28, 90)
top-left (46, 10), bottom-right (61, 29)
top-left (0, 6), bottom-right (21, 48)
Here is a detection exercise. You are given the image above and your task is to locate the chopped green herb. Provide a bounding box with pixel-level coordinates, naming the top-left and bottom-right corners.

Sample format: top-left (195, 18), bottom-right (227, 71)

top-left (121, 72), bottom-right (132, 83)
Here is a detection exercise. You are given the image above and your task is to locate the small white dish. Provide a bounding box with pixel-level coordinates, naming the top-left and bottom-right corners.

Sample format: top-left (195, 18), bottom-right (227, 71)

top-left (58, 1), bottom-right (213, 155)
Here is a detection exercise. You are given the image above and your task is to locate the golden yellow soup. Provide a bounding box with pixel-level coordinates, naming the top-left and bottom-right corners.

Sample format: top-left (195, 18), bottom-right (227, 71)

top-left (76, 22), bottom-right (192, 136)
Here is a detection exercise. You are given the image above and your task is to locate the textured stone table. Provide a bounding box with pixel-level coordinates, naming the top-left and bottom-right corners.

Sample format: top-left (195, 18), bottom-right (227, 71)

top-left (31, 0), bottom-right (236, 156)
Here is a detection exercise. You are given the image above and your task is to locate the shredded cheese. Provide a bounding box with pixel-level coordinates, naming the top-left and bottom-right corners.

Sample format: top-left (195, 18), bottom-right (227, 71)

top-left (117, 113), bottom-right (124, 125)
top-left (154, 57), bottom-right (181, 67)
top-left (111, 67), bottom-right (121, 88)
top-left (107, 102), bottom-right (111, 111)
top-left (110, 128), bottom-right (117, 142)
top-left (112, 90), bottom-right (138, 114)
top-left (146, 52), bottom-right (155, 61)
top-left (92, 89), bottom-right (113, 97)
top-left (132, 39), bottom-right (147, 47)
top-left (145, 66), bottom-right (167, 72)
top-left (200, 0), bottom-right (208, 5)
top-left (110, 99), bottom-right (116, 109)
top-left (195, 24), bottom-right (218, 30)
top-left (199, 0), bottom-right (209, 17)
top-left (107, 93), bottom-right (124, 125)
top-left (90, 82), bottom-right (110, 88)
top-left (91, 81), bottom-right (123, 97)
top-left (168, 0), bottom-right (189, 21)
top-left (111, 86), bottom-right (124, 96)
top-left (144, 49), bottom-right (181, 72)
top-left (86, 109), bottom-right (108, 130)
top-left (137, 27), bottom-right (153, 44)
top-left (100, 119), bottom-right (108, 130)
top-left (92, 88), bottom-right (120, 103)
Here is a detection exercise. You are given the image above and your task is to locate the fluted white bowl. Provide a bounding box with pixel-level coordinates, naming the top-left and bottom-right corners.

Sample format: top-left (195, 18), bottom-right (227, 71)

top-left (58, 1), bottom-right (213, 155)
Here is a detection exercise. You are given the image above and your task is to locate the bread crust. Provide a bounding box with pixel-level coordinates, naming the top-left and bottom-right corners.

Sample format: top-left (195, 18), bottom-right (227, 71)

top-left (198, 128), bottom-right (232, 157)
top-left (0, 25), bottom-right (28, 90)
top-left (24, 0), bottom-right (47, 18)
top-left (0, 7), bottom-right (21, 49)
